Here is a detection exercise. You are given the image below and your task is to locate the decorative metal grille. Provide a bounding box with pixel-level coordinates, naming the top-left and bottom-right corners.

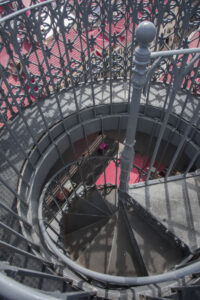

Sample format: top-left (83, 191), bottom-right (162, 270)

top-left (0, 1), bottom-right (200, 300)
top-left (0, 0), bottom-right (199, 123)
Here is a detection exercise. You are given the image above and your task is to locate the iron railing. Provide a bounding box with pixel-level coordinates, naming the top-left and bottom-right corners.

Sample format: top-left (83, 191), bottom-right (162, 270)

top-left (0, 1), bottom-right (200, 299)
top-left (0, 0), bottom-right (199, 123)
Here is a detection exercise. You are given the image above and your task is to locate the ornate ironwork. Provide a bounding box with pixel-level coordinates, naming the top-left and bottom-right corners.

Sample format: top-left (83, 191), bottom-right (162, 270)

top-left (0, 0), bottom-right (199, 123)
top-left (0, 1), bottom-right (200, 300)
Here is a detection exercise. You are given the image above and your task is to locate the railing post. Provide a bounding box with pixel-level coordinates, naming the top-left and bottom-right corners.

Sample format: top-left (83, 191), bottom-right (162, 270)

top-left (119, 21), bottom-right (156, 195)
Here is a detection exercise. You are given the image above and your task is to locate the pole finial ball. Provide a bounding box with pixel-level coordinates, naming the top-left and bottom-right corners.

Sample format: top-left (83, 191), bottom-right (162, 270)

top-left (136, 21), bottom-right (156, 45)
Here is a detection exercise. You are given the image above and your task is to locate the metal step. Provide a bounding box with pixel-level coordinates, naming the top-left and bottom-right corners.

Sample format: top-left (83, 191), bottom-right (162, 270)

top-left (107, 208), bottom-right (144, 276)
top-left (128, 174), bottom-right (200, 251)
top-left (68, 195), bottom-right (108, 217)
top-left (61, 213), bottom-right (106, 235)
top-left (84, 187), bottom-right (112, 216)
top-left (64, 217), bottom-right (109, 260)
top-left (77, 213), bottom-right (117, 273)
top-left (126, 202), bottom-right (189, 275)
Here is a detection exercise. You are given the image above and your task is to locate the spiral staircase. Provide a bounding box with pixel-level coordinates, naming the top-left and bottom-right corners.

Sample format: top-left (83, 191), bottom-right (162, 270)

top-left (0, 0), bottom-right (200, 299)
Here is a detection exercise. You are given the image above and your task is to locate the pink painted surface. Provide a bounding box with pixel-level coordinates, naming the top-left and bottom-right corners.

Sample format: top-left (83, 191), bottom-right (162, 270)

top-left (96, 152), bottom-right (164, 185)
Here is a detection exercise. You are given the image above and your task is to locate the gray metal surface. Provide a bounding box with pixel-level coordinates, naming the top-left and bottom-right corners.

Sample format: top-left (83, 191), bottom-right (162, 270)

top-left (0, 87), bottom-right (200, 299)
top-left (129, 172), bottom-right (200, 251)
top-left (119, 21), bottom-right (156, 194)
top-left (0, 0), bottom-right (200, 299)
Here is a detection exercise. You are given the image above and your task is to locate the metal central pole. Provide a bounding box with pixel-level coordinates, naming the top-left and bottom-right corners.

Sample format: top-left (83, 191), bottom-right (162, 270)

top-left (119, 21), bottom-right (156, 196)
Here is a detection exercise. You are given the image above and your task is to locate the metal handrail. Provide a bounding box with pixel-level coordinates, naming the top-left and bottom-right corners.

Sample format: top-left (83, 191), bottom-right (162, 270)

top-left (0, 0), bottom-right (54, 23)
top-left (151, 48), bottom-right (200, 58)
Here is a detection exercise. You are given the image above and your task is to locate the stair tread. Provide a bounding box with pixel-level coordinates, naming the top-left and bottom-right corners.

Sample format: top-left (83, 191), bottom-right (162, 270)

top-left (77, 213), bottom-right (117, 273)
top-left (62, 213), bottom-right (106, 235)
top-left (68, 195), bottom-right (107, 216)
top-left (64, 217), bottom-right (109, 260)
top-left (128, 175), bottom-right (200, 251)
top-left (126, 208), bottom-right (187, 275)
top-left (107, 208), bottom-right (142, 276)
top-left (84, 187), bottom-right (111, 216)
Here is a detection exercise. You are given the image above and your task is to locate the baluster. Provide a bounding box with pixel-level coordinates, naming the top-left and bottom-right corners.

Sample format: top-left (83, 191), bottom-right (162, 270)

top-left (119, 21), bottom-right (156, 196)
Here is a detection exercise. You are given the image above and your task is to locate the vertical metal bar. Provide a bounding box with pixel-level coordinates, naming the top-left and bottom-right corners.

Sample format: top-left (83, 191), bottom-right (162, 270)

top-left (43, 197), bottom-right (63, 228)
top-left (54, 176), bottom-right (70, 207)
top-left (48, 187), bottom-right (64, 214)
top-left (108, 0), bottom-right (113, 114)
top-left (63, 163), bottom-right (78, 200)
top-left (137, 119), bottom-right (159, 182)
top-left (146, 54), bottom-right (189, 181)
top-left (73, 0), bottom-right (87, 83)
top-left (18, 246), bottom-right (29, 284)
top-left (123, 0), bottom-right (129, 80)
top-left (153, 58), bottom-right (200, 176)
top-left (80, 123), bottom-right (96, 186)
top-left (184, 150), bottom-right (200, 175)
top-left (119, 21), bottom-right (156, 195)
top-left (77, 161), bottom-right (87, 193)
top-left (166, 101), bottom-right (200, 178)
top-left (56, 2), bottom-right (82, 122)
top-left (82, 0), bottom-right (97, 118)
top-left (100, 116), bottom-right (107, 188)
top-left (38, 264), bottom-right (45, 290)
top-left (101, 0), bottom-right (108, 81)
top-left (153, 0), bottom-right (164, 51)
top-left (127, 2), bottom-right (137, 107)
top-left (115, 116), bottom-right (122, 188)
